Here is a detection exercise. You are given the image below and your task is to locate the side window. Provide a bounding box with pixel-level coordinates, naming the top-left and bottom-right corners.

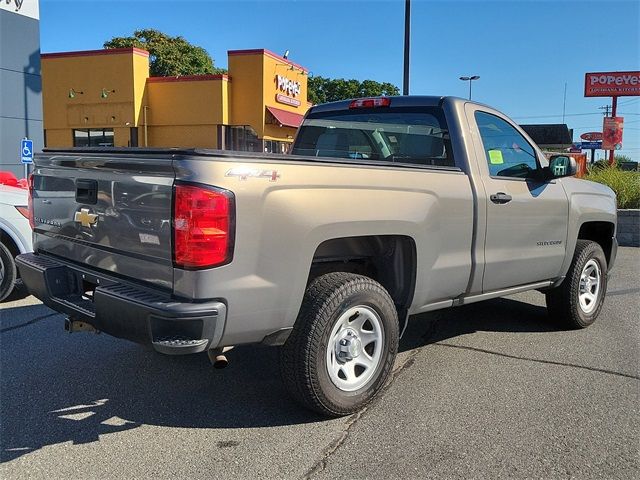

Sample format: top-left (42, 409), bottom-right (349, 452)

top-left (475, 111), bottom-right (538, 178)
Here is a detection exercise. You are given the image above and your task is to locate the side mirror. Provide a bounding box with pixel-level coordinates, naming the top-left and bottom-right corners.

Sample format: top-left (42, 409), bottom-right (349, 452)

top-left (548, 155), bottom-right (577, 179)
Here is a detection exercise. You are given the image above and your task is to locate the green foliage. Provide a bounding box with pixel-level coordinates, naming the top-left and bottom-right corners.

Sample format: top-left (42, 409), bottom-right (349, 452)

top-left (308, 76), bottom-right (400, 104)
top-left (614, 154), bottom-right (633, 163)
top-left (104, 29), bottom-right (226, 77)
top-left (584, 164), bottom-right (640, 209)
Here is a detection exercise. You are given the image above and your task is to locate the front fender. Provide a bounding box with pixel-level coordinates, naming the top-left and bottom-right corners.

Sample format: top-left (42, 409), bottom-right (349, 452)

top-left (558, 178), bottom-right (617, 279)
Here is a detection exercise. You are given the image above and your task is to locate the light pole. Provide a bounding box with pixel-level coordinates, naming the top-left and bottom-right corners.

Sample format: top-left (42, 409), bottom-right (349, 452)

top-left (403, 0), bottom-right (411, 95)
top-left (459, 75), bottom-right (480, 100)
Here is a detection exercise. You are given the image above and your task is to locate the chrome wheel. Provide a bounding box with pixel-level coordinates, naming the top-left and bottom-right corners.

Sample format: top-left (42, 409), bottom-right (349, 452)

top-left (326, 305), bottom-right (384, 392)
top-left (578, 259), bottom-right (601, 314)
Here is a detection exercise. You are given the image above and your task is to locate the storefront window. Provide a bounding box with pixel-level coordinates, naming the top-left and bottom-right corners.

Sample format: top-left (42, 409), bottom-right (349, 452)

top-left (264, 140), bottom-right (291, 154)
top-left (225, 125), bottom-right (260, 152)
top-left (73, 129), bottom-right (114, 147)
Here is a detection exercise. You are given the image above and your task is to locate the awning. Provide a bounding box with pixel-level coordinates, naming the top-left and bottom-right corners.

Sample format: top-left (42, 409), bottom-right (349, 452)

top-left (266, 106), bottom-right (304, 129)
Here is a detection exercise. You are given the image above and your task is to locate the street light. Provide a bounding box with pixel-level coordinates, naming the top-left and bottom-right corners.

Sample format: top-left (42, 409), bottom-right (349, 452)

top-left (459, 75), bottom-right (480, 100)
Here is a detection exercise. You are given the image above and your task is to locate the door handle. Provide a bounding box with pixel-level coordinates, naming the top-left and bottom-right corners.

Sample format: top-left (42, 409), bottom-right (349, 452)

top-left (490, 192), bottom-right (512, 204)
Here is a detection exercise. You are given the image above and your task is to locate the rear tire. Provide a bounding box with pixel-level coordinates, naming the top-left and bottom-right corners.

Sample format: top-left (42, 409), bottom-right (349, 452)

top-left (0, 242), bottom-right (17, 302)
top-left (280, 272), bottom-right (399, 417)
top-left (546, 240), bottom-right (607, 329)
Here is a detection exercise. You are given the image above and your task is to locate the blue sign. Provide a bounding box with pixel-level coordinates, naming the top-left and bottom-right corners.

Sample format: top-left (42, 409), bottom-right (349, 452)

top-left (580, 141), bottom-right (602, 150)
top-left (21, 139), bottom-right (33, 164)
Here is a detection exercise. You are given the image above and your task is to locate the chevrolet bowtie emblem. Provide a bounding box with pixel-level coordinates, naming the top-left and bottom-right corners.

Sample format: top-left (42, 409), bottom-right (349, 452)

top-left (74, 208), bottom-right (98, 227)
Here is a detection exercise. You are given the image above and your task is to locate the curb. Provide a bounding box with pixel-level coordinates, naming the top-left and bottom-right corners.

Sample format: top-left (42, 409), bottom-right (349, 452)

top-left (617, 209), bottom-right (639, 247)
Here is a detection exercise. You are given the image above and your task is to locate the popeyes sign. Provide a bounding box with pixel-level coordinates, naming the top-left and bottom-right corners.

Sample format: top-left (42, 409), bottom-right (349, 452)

top-left (275, 74), bottom-right (302, 107)
top-left (276, 75), bottom-right (301, 97)
top-left (585, 71), bottom-right (640, 97)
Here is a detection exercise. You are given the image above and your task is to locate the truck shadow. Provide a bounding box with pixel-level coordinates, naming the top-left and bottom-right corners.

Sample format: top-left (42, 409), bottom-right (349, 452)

top-left (1, 296), bottom-right (560, 462)
top-left (399, 297), bottom-right (561, 353)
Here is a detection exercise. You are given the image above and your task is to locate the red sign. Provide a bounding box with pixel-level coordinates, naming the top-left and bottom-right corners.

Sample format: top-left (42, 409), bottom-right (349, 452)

top-left (585, 71), bottom-right (640, 97)
top-left (276, 94), bottom-right (301, 107)
top-left (602, 117), bottom-right (624, 150)
top-left (580, 132), bottom-right (603, 141)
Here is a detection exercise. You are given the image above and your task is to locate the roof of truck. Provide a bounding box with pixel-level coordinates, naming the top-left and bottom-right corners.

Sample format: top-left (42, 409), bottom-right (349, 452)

top-left (306, 95), bottom-right (493, 114)
top-left (308, 95), bottom-right (444, 113)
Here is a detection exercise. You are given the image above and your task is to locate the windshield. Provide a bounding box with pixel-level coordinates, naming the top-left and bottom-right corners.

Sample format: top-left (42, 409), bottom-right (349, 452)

top-left (292, 106), bottom-right (454, 167)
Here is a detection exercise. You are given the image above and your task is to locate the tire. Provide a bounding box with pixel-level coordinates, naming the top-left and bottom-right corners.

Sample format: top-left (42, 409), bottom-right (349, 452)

top-left (281, 272), bottom-right (399, 417)
top-left (546, 240), bottom-right (607, 329)
top-left (0, 242), bottom-right (17, 302)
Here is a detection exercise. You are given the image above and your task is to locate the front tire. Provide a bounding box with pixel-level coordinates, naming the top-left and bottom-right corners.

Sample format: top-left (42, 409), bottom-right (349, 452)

top-left (0, 242), bottom-right (17, 302)
top-left (546, 240), bottom-right (607, 328)
top-left (281, 272), bottom-right (399, 417)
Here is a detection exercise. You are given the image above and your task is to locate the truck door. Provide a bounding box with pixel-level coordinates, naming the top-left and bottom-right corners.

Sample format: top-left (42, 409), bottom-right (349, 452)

top-left (469, 109), bottom-right (569, 292)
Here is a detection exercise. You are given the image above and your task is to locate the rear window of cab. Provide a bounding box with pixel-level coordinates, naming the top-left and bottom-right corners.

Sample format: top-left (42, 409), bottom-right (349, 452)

top-left (293, 106), bottom-right (454, 168)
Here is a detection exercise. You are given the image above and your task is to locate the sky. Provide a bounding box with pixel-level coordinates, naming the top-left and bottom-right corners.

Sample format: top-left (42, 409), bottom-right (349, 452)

top-left (40, 0), bottom-right (640, 159)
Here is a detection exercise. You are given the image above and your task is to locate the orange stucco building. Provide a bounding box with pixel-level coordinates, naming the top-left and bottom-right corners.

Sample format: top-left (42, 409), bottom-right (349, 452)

top-left (41, 47), bottom-right (310, 153)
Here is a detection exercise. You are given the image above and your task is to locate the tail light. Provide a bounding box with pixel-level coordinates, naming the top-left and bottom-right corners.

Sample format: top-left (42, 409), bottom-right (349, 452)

top-left (15, 206), bottom-right (29, 219)
top-left (27, 174), bottom-right (34, 229)
top-left (349, 97), bottom-right (391, 109)
top-left (173, 183), bottom-right (234, 269)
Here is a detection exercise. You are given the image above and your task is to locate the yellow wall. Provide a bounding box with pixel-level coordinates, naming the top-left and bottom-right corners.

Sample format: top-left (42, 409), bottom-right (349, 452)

top-left (145, 76), bottom-right (228, 148)
top-left (228, 50), bottom-right (308, 142)
top-left (263, 52), bottom-right (308, 116)
top-left (42, 47), bottom-right (309, 149)
top-left (42, 48), bottom-right (149, 147)
top-left (228, 53), bottom-right (265, 137)
top-left (132, 52), bottom-right (150, 126)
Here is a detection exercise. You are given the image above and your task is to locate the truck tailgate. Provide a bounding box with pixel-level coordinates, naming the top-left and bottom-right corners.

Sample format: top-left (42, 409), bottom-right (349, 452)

top-left (32, 153), bottom-right (175, 290)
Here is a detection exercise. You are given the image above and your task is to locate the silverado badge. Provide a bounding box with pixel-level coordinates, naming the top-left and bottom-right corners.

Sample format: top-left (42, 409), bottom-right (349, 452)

top-left (74, 208), bottom-right (98, 227)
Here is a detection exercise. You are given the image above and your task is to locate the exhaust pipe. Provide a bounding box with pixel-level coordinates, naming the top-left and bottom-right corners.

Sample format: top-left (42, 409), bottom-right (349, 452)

top-left (65, 318), bottom-right (99, 334)
top-left (207, 346), bottom-right (234, 369)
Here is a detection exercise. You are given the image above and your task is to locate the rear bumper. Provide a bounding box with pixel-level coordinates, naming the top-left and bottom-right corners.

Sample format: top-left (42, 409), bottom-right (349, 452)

top-left (16, 253), bottom-right (226, 355)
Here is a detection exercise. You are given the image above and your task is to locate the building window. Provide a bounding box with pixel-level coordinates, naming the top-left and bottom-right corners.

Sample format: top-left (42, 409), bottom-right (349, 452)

top-left (73, 129), bottom-right (115, 147)
top-left (225, 125), bottom-right (261, 152)
top-left (264, 140), bottom-right (291, 154)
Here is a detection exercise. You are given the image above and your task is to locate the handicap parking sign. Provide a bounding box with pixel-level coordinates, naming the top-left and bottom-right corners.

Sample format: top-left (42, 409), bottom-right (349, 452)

top-left (21, 139), bottom-right (34, 164)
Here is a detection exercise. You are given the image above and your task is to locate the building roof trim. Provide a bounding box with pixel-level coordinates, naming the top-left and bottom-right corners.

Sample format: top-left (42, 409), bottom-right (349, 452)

top-left (41, 47), bottom-right (150, 59)
top-left (228, 49), bottom-right (308, 73)
top-left (147, 74), bottom-right (230, 84)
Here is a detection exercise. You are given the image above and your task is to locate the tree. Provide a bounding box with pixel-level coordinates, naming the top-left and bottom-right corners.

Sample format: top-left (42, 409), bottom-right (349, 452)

top-left (308, 76), bottom-right (400, 105)
top-left (104, 29), bottom-right (226, 77)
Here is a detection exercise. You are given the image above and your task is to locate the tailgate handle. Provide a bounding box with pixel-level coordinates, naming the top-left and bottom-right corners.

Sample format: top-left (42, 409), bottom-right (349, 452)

top-left (76, 179), bottom-right (98, 205)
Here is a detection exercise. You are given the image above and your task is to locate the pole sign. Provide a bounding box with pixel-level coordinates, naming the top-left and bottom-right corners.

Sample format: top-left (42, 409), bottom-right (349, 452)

top-left (20, 138), bottom-right (33, 164)
top-left (579, 141), bottom-right (602, 150)
top-left (584, 71), bottom-right (640, 97)
top-left (602, 117), bottom-right (624, 150)
top-left (0, 0), bottom-right (40, 20)
top-left (580, 132), bottom-right (603, 142)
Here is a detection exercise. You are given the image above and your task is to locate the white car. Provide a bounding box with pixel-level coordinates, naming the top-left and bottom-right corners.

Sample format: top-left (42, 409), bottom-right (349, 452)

top-left (0, 184), bottom-right (33, 301)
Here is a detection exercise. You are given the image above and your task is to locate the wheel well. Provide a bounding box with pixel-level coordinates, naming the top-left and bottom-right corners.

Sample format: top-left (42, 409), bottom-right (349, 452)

top-left (577, 222), bottom-right (615, 265)
top-left (0, 229), bottom-right (20, 258)
top-left (308, 235), bottom-right (416, 314)
top-left (0, 228), bottom-right (21, 279)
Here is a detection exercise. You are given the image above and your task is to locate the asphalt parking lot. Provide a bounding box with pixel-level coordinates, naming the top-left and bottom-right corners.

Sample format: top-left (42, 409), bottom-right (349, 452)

top-left (1, 247), bottom-right (638, 480)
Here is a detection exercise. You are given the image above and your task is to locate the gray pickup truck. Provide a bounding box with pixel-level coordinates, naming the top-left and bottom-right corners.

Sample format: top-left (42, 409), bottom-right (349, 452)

top-left (17, 96), bottom-right (617, 416)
